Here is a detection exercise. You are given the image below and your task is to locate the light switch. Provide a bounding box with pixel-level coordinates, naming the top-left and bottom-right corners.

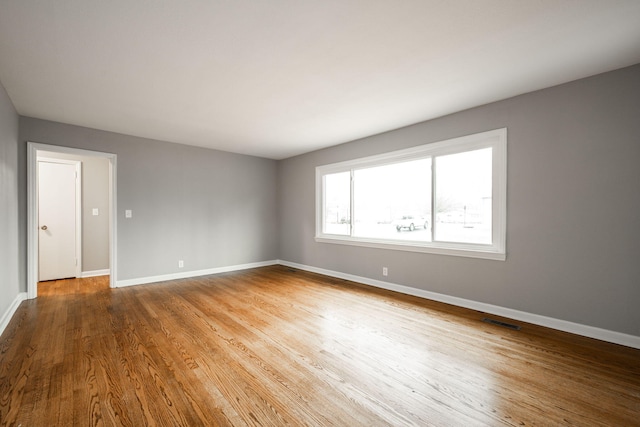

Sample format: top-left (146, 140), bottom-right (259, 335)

top-left (92, 208), bottom-right (99, 216)
top-left (125, 210), bottom-right (132, 218)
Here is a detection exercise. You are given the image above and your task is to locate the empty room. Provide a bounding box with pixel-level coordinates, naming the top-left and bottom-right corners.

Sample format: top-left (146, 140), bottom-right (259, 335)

top-left (1, 1), bottom-right (639, 426)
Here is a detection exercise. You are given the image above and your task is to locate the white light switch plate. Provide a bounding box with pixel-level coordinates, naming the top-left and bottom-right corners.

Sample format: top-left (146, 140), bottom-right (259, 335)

top-left (92, 208), bottom-right (99, 216)
top-left (125, 210), bottom-right (132, 218)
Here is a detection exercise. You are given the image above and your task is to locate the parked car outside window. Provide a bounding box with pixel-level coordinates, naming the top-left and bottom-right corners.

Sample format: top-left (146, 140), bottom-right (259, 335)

top-left (393, 215), bottom-right (429, 232)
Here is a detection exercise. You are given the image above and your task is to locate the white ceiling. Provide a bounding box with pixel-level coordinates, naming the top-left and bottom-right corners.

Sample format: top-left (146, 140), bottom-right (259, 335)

top-left (1, 1), bottom-right (639, 159)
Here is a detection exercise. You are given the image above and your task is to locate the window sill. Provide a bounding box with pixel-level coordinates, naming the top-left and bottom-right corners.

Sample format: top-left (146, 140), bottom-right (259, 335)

top-left (315, 235), bottom-right (506, 261)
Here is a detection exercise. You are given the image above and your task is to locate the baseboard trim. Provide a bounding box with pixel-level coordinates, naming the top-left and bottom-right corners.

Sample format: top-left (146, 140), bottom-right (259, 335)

top-left (0, 292), bottom-right (28, 338)
top-left (278, 260), bottom-right (640, 350)
top-left (115, 260), bottom-right (279, 288)
top-left (81, 269), bottom-right (110, 278)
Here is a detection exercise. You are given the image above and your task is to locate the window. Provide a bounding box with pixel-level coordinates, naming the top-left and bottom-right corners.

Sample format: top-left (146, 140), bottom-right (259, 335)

top-left (316, 128), bottom-right (507, 260)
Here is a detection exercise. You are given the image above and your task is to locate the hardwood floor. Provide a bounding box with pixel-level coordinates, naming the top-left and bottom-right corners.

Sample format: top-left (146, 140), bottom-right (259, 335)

top-left (1, 266), bottom-right (639, 426)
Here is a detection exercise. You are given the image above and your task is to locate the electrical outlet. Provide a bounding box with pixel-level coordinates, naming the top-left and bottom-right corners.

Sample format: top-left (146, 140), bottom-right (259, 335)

top-left (178, 260), bottom-right (184, 268)
top-left (382, 267), bottom-right (388, 276)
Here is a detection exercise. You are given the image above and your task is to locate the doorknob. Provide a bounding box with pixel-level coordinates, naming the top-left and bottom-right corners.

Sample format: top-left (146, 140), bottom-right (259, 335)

top-left (41, 225), bottom-right (48, 230)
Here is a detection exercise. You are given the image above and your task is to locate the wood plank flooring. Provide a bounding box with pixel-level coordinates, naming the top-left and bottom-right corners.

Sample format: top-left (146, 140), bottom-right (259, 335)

top-left (1, 265), bottom-right (639, 426)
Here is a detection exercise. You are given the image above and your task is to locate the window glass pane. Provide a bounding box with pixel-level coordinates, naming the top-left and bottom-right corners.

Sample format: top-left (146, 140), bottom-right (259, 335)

top-left (434, 148), bottom-right (492, 244)
top-left (353, 158), bottom-right (432, 242)
top-left (323, 172), bottom-right (351, 235)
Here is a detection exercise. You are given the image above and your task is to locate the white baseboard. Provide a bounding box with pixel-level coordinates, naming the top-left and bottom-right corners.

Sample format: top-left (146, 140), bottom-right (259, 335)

top-left (0, 292), bottom-right (28, 338)
top-left (278, 260), bottom-right (640, 350)
top-left (81, 269), bottom-right (110, 278)
top-left (115, 260), bottom-right (279, 288)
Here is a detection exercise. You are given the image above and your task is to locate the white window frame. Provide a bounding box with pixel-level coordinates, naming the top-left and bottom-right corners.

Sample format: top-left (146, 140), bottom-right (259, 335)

top-left (315, 128), bottom-right (507, 260)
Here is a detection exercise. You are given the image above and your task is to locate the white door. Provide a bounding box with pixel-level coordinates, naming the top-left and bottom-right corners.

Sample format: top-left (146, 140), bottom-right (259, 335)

top-left (38, 159), bottom-right (80, 281)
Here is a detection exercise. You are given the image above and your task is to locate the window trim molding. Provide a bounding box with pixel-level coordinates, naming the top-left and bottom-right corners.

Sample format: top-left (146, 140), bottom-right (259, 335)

top-left (315, 128), bottom-right (507, 261)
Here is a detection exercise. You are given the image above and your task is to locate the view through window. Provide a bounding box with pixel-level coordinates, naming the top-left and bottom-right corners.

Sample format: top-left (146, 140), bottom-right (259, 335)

top-left (353, 158), bottom-right (431, 242)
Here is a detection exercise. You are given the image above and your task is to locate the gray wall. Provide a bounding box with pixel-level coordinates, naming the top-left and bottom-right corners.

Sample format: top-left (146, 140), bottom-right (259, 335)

top-left (278, 64), bottom-right (640, 336)
top-left (0, 79), bottom-right (20, 317)
top-left (19, 119), bottom-right (279, 284)
top-left (38, 151), bottom-right (110, 273)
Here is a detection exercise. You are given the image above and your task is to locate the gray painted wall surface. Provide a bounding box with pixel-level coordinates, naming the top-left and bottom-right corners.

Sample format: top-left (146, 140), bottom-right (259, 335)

top-left (19, 119), bottom-right (279, 284)
top-left (38, 151), bottom-right (110, 273)
top-left (0, 80), bottom-right (20, 316)
top-left (278, 64), bottom-right (640, 336)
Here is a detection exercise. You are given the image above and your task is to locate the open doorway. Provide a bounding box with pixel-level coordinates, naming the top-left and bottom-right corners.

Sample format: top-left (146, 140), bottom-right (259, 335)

top-left (27, 142), bottom-right (117, 298)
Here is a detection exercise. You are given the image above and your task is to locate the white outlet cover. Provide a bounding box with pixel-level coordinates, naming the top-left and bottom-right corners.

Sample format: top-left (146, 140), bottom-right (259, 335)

top-left (92, 208), bottom-right (99, 216)
top-left (125, 210), bottom-right (132, 218)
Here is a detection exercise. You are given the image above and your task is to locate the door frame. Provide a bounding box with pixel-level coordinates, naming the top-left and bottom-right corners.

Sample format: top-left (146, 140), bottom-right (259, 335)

top-left (37, 157), bottom-right (83, 281)
top-left (27, 142), bottom-right (117, 298)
